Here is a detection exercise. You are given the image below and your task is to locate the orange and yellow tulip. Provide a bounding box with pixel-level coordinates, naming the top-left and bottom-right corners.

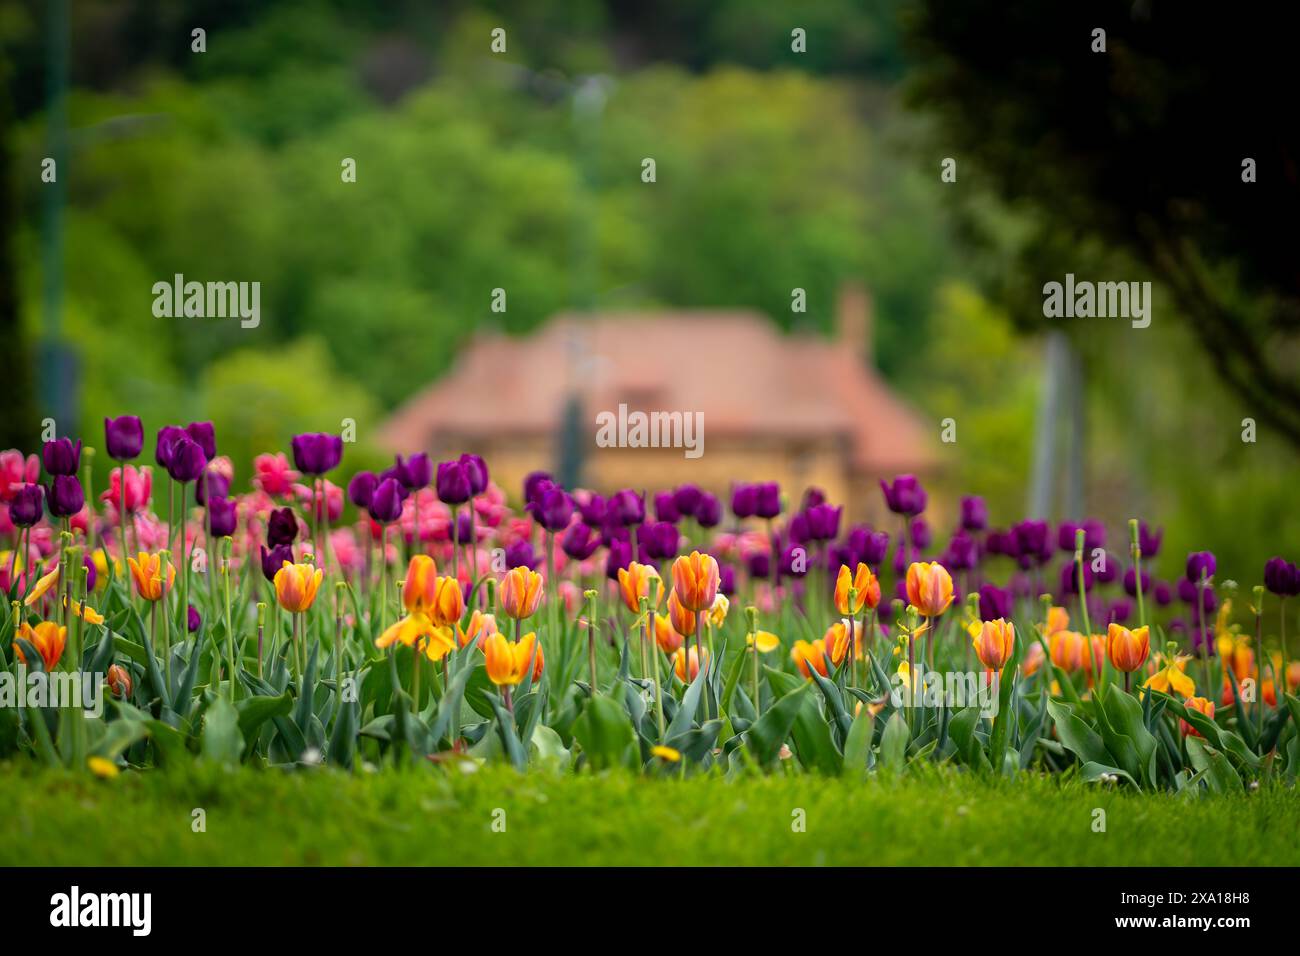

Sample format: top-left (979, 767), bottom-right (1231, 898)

top-left (457, 609), bottom-right (498, 649)
top-left (667, 589), bottom-right (697, 637)
top-left (127, 552), bottom-right (175, 603)
top-left (1049, 629), bottom-right (1088, 672)
top-left (499, 566), bottom-right (544, 621)
top-left (400, 555), bottom-right (439, 615)
top-left (13, 621), bottom-right (67, 671)
top-left (24, 563), bottom-right (61, 606)
top-left (618, 561), bottom-right (665, 613)
top-left (1106, 623), bottom-right (1150, 672)
top-left (274, 561), bottom-right (323, 613)
top-left (972, 618), bottom-right (1015, 672)
top-left (672, 645), bottom-right (707, 682)
top-left (1044, 606), bottom-right (1069, 637)
top-left (791, 638), bottom-right (832, 678)
top-left (671, 551), bottom-right (720, 613)
top-left (653, 613), bottom-right (685, 654)
top-left (905, 561), bottom-right (954, 617)
top-left (1180, 696), bottom-right (1215, 737)
top-left (428, 576), bottom-right (464, 627)
top-left (834, 562), bottom-right (880, 616)
top-left (484, 632), bottom-right (543, 686)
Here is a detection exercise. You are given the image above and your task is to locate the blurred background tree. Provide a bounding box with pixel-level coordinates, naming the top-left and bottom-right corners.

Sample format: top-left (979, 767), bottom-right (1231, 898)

top-left (0, 0), bottom-right (1294, 582)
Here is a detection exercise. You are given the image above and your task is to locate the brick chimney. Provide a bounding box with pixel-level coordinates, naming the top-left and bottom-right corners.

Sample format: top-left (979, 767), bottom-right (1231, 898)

top-left (836, 281), bottom-right (873, 366)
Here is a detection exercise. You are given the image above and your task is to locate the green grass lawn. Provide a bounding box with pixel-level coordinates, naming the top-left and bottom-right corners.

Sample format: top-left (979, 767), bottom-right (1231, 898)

top-left (3, 763), bottom-right (1297, 866)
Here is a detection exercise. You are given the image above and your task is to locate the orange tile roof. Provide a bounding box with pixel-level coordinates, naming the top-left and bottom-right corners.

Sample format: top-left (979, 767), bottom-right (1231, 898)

top-left (378, 309), bottom-right (940, 474)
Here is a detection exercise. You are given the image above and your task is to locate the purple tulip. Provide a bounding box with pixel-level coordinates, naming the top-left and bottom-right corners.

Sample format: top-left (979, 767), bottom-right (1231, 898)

top-left (458, 454), bottom-right (489, 496)
top-left (394, 453), bottom-right (432, 490)
top-left (195, 470), bottom-right (230, 506)
top-left (959, 496), bottom-right (988, 532)
top-left (946, 529), bottom-right (978, 570)
top-left (787, 512), bottom-right (810, 545)
top-left (1056, 521), bottom-right (1081, 553)
top-left (609, 489), bottom-right (645, 526)
top-left (1094, 551), bottom-right (1119, 584)
top-left (780, 544), bottom-right (808, 578)
top-left (523, 471), bottom-right (554, 505)
top-left (1153, 581), bottom-right (1174, 606)
top-left (348, 471), bottom-right (378, 509)
top-left (847, 527), bottom-right (889, 567)
top-left (291, 433), bottom-right (343, 476)
top-left (260, 544), bottom-right (294, 582)
top-left (1177, 577), bottom-right (1217, 612)
top-left (47, 474), bottom-right (84, 517)
top-left (207, 496), bottom-right (238, 538)
top-left (535, 486), bottom-right (575, 532)
top-left (9, 484), bottom-right (44, 527)
top-left (576, 491), bottom-right (606, 527)
top-left (1137, 522), bottom-right (1163, 558)
top-left (754, 482), bottom-right (782, 520)
top-left (746, 551), bottom-right (771, 578)
top-left (368, 478), bottom-right (405, 523)
top-left (1012, 519), bottom-right (1052, 568)
top-left (1263, 557), bottom-right (1299, 597)
top-left (435, 460), bottom-right (472, 505)
top-left (909, 516), bottom-right (930, 551)
top-left (42, 437), bottom-right (81, 476)
top-left (802, 487), bottom-right (828, 510)
top-left (718, 562), bottom-right (736, 596)
top-left (604, 538), bottom-right (633, 579)
top-left (1186, 551), bottom-right (1216, 582)
top-left (695, 493), bottom-right (722, 529)
top-left (1060, 557), bottom-right (1093, 595)
top-left (155, 425), bottom-right (187, 469)
top-left (506, 539), bottom-right (539, 571)
top-left (188, 604), bottom-right (202, 633)
top-left (561, 522), bottom-right (601, 561)
top-left (653, 491), bottom-right (680, 524)
top-left (880, 475), bottom-right (926, 516)
top-left (165, 435), bottom-right (207, 483)
top-left (985, 530), bottom-right (1014, 557)
top-left (673, 484), bottom-right (702, 518)
top-left (978, 584), bottom-right (1012, 621)
top-left (1106, 598), bottom-right (1133, 625)
top-left (731, 483), bottom-right (756, 519)
top-left (266, 507), bottom-right (298, 546)
top-left (1123, 566), bottom-right (1151, 598)
top-left (82, 553), bottom-right (97, 593)
top-left (644, 521), bottom-right (680, 560)
top-left (104, 416), bottom-right (144, 461)
top-left (185, 421), bottom-right (217, 460)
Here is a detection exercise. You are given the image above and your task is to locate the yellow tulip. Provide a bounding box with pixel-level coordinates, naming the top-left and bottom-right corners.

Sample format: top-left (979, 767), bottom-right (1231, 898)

top-left (1144, 653), bottom-right (1195, 698)
top-left (748, 630), bottom-right (780, 654)
top-left (484, 632), bottom-right (543, 686)
top-left (24, 563), bottom-right (61, 606)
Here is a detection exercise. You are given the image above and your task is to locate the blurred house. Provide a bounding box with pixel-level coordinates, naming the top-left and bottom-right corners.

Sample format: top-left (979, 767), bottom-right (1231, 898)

top-left (378, 284), bottom-right (940, 521)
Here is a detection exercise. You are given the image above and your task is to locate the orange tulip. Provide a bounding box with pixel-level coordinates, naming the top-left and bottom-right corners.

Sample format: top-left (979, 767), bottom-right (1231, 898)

top-left (618, 562), bottom-right (664, 613)
top-left (972, 618), bottom-right (1015, 672)
top-left (834, 562), bottom-right (880, 615)
top-left (905, 562), bottom-right (954, 617)
top-left (400, 555), bottom-right (439, 615)
top-left (1049, 629), bottom-right (1087, 672)
top-left (1022, 641), bottom-right (1046, 677)
top-left (823, 620), bottom-right (861, 665)
top-left (672, 645), bottom-right (707, 682)
top-left (127, 552), bottom-right (175, 603)
top-left (791, 638), bottom-right (831, 679)
top-left (671, 551), bottom-right (719, 613)
top-left (1180, 696), bottom-right (1215, 737)
top-left (24, 563), bottom-right (61, 606)
top-left (499, 566), bottom-right (544, 621)
top-left (457, 609), bottom-right (498, 649)
top-left (274, 561), bottom-right (323, 613)
top-left (429, 576), bottom-right (464, 627)
top-left (1106, 623), bottom-right (1150, 672)
top-left (653, 613), bottom-right (684, 654)
top-left (106, 663), bottom-right (133, 698)
top-left (13, 621), bottom-right (67, 671)
top-left (667, 589), bottom-right (697, 637)
top-left (1044, 606), bottom-right (1069, 637)
top-left (484, 632), bottom-right (543, 686)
